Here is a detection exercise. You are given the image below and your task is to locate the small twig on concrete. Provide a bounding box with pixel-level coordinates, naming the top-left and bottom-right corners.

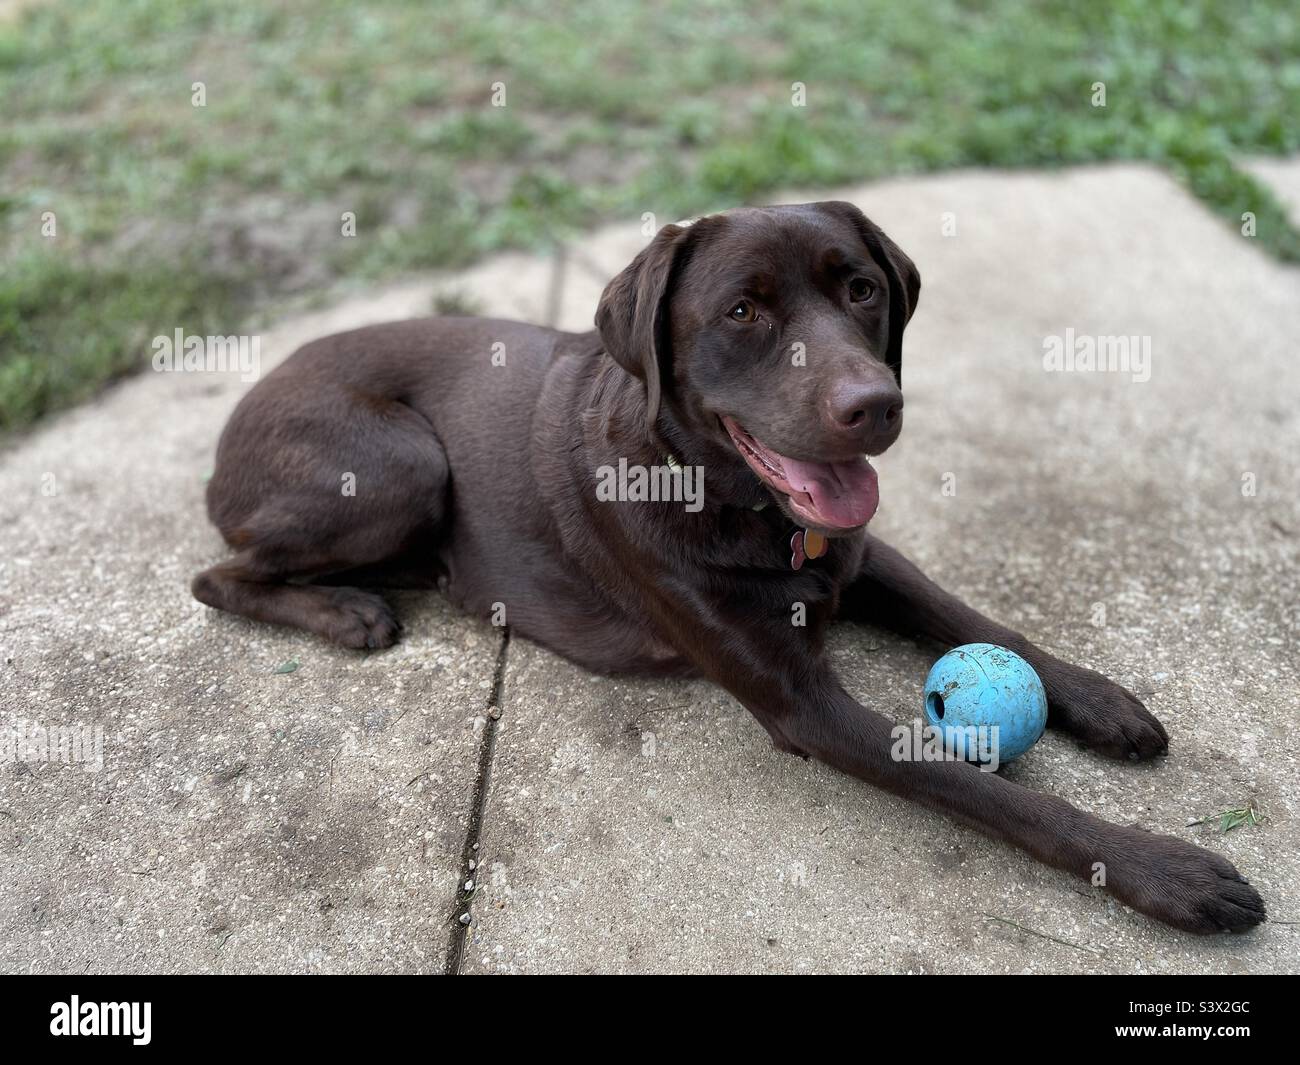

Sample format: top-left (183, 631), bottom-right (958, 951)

top-left (626, 702), bottom-right (691, 733)
top-left (405, 766), bottom-right (438, 788)
top-left (982, 913), bottom-right (1102, 954)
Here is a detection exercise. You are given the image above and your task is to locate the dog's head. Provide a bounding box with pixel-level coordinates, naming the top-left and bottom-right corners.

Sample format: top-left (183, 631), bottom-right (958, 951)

top-left (596, 201), bottom-right (919, 535)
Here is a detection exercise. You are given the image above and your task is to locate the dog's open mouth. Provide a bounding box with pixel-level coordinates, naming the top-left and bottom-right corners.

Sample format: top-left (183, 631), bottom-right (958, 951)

top-left (721, 416), bottom-right (879, 532)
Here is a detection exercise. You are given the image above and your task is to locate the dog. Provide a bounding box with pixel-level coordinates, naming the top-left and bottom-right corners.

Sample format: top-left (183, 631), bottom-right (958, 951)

top-left (194, 201), bottom-right (1265, 934)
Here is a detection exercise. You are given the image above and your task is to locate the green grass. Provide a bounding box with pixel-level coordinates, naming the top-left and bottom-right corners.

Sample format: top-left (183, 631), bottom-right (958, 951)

top-left (3, 0), bottom-right (1299, 430)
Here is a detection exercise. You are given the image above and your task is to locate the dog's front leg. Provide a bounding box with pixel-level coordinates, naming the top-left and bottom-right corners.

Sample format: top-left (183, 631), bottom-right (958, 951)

top-left (643, 595), bottom-right (1262, 933)
top-left (838, 534), bottom-right (1168, 761)
top-left (793, 675), bottom-right (1261, 933)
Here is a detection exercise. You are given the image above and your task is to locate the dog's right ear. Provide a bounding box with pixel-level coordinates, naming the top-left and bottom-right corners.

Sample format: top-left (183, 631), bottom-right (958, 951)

top-left (595, 223), bottom-right (693, 430)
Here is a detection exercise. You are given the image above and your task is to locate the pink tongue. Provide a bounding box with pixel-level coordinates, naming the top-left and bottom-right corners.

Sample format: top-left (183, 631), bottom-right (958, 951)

top-left (781, 455), bottom-right (879, 528)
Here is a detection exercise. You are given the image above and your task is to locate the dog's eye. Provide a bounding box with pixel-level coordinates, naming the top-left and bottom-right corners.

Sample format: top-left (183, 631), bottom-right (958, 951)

top-left (848, 278), bottom-right (876, 303)
top-left (728, 300), bottom-right (757, 323)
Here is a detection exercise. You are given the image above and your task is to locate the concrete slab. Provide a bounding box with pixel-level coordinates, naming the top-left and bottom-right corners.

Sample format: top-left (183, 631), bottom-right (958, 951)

top-left (0, 307), bottom-right (503, 974)
top-left (462, 163), bottom-right (1300, 973)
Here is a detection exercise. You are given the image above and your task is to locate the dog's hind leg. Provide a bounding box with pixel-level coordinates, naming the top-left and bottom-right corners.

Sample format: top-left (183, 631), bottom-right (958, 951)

top-left (193, 550), bottom-right (403, 649)
top-left (193, 390), bottom-right (449, 648)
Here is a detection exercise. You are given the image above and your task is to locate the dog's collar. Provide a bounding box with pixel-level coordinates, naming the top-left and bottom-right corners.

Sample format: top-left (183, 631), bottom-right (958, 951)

top-left (665, 451), bottom-right (825, 569)
top-left (665, 451), bottom-right (767, 511)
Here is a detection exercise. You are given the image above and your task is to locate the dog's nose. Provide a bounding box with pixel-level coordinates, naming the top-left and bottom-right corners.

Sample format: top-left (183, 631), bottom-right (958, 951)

top-left (826, 379), bottom-right (904, 451)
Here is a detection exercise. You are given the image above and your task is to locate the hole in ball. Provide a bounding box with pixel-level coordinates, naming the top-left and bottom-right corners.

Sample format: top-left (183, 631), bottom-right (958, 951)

top-left (927, 691), bottom-right (945, 720)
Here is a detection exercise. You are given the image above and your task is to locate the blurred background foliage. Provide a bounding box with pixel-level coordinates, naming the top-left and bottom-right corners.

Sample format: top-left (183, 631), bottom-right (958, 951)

top-left (2, 0), bottom-right (1298, 428)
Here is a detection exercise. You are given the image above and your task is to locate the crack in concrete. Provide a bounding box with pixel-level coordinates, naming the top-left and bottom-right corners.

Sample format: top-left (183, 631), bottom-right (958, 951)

top-left (444, 626), bottom-right (511, 975)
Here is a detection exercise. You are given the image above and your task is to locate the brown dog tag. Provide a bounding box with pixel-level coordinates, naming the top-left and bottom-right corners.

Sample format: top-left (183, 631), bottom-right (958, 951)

top-left (790, 528), bottom-right (828, 570)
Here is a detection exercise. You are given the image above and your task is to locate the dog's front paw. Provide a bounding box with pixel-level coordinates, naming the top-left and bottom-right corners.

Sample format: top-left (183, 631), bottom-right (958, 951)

top-left (1100, 828), bottom-right (1266, 933)
top-left (1041, 662), bottom-right (1168, 760)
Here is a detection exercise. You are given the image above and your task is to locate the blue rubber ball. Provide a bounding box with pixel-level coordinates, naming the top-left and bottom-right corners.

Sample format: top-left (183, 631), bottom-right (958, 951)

top-left (923, 643), bottom-right (1047, 764)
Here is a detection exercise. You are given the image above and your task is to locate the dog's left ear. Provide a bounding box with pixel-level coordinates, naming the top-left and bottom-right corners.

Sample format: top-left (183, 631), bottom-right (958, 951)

top-left (818, 201), bottom-right (920, 385)
top-left (595, 222), bottom-right (695, 432)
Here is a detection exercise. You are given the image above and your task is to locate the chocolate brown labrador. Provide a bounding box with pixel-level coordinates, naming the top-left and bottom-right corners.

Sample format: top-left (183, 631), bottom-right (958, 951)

top-left (194, 201), bottom-right (1264, 934)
